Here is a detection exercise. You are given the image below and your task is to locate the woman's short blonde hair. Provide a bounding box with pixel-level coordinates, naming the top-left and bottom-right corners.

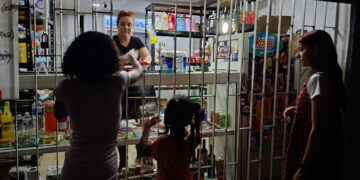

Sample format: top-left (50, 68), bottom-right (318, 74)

top-left (116, 10), bottom-right (135, 26)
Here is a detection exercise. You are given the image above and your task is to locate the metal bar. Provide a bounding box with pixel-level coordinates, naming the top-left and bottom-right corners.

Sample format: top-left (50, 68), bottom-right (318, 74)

top-left (92, 0), bottom-right (95, 30)
top-left (77, 0), bottom-right (80, 36)
top-left (73, 0), bottom-right (76, 37)
top-left (323, 1), bottom-right (328, 31)
top-left (187, 0), bottom-right (192, 97)
top-left (257, 0), bottom-right (272, 179)
top-left (197, 0), bottom-right (208, 180)
top-left (247, 0), bottom-right (260, 179)
top-left (223, 0), bottom-right (234, 177)
top-left (14, 101), bottom-right (19, 179)
top-left (269, 0), bottom-right (284, 178)
top-left (301, 0), bottom-right (306, 35)
top-left (282, 0), bottom-right (296, 171)
top-left (125, 88), bottom-right (129, 179)
top-left (173, 0), bottom-right (178, 96)
top-left (110, 0), bottom-right (113, 37)
top-left (236, 0), bottom-right (246, 178)
top-left (210, 0), bottom-right (221, 179)
top-left (200, 0), bottom-right (207, 175)
top-left (32, 0), bottom-right (40, 179)
top-left (201, 0), bottom-right (207, 110)
top-left (313, 0), bottom-right (318, 30)
top-left (334, 3), bottom-right (339, 48)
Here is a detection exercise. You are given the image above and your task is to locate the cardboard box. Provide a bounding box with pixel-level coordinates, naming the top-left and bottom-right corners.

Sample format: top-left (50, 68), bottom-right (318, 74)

top-left (256, 16), bottom-right (291, 34)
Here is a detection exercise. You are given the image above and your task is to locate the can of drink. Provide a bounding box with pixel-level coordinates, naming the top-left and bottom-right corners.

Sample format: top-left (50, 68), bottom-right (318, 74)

top-left (220, 113), bottom-right (227, 128)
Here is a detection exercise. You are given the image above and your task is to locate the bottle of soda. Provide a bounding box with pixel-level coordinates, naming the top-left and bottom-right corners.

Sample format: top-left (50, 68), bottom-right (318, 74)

top-left (44, 98), bottom-right (56, 133)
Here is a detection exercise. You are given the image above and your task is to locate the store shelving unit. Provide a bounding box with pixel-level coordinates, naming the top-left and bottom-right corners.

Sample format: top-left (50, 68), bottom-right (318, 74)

top-left (0, 128), bottom-right (234, 159)
top-left (18, 0), bottom-right (55, 71)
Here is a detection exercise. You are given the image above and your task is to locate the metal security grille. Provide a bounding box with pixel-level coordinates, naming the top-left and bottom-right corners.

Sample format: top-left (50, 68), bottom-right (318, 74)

top-left (0, 0), bottom-right (351, 179)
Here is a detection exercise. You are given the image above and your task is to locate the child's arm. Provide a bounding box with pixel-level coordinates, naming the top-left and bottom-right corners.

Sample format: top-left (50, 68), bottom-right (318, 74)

top-left (119, 54), bottom-right (144, 85)
top-left (137, 116), bottom-right (160, 157)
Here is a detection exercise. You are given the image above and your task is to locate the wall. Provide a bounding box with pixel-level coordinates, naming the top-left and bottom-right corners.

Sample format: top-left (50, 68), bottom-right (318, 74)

top-left (258, 0), bottom-right (351, 90)
top-left (0, 0), bottom-right (18, 99)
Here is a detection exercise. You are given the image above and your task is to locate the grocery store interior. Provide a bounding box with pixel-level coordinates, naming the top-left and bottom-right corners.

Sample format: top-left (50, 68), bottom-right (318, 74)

top-left (0, 0), bottom-right (359, 179)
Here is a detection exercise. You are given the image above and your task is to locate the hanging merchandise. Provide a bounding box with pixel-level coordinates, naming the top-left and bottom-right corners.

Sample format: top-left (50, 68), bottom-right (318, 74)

top-left (250, 1), bottom-right (255, 24)
top-left (161, 10), bottom-right (168, 30)
top-left (168, 11), bottom-right (175, 31)
top-left (147, 25), bottom-right (159, 44)
top-left (176, 13), bottom-right (186, 31)
top-left (155, 13), bottom-right (162, 30)
top-left (209, 11), bottom-right (216, 31)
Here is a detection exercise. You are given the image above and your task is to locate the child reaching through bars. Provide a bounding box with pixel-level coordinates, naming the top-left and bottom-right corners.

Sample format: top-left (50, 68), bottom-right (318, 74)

top-left (138, 95), bottom-right (204, 180)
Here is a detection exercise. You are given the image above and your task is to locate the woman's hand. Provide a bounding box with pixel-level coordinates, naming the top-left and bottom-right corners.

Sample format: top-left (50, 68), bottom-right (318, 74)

top-left (283, 106), bottom-right (296, 123)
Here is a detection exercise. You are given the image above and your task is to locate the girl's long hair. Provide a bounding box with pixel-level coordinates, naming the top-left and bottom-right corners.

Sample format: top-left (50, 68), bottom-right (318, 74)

top-left (298, 30), bottom-right (347, 109)
top-left (162, 95), bottom-right (202, 159)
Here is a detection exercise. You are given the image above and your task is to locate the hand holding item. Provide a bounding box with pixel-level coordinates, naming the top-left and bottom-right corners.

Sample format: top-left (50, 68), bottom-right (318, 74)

top-left (144, 116), bottom-right (160, 129)
top-left (283, 106), bottom-right (296, 123)
top-left (128, 49), bottom-right (139, 60)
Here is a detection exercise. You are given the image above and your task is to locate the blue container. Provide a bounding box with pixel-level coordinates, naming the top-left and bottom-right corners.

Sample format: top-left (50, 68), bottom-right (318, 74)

top-left (176, 14), bottom-right (186, 31)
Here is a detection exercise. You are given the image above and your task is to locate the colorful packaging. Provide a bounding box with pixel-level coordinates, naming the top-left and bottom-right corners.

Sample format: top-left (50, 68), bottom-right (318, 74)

top-left (160, 50), bottom-right (187, 73)
top-left (176, 14), bottom-right (186, 31)
top-left (168, 11), bottom-right (175, 31)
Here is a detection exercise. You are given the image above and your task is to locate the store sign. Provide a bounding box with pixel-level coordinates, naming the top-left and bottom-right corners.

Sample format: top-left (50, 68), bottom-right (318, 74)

top-left (249, 32), bottom-right (283, 57)
top-left (105, 15), bottom-right (117, 28)
top-left (105, 15), bottom-right (149, 32)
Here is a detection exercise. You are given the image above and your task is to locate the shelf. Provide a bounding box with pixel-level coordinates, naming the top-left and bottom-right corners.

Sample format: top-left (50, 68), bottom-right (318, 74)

top-left (19, 72), bottom-right (241, 89)
top-left (156, 30), bottom-right (206, 38)
top-left (18, 7), bottom-right (54, 26)
top-left (145, 2), bottom-right (217, 16)
top-left (0, 129), bottom-right (234, 159)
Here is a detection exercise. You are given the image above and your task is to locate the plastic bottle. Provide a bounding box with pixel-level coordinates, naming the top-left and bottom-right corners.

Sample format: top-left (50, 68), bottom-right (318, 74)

top-left (1, 101), bottom-right (15, 140)
top-left (239, 2), bottom-right (243, 24)
top-left (15, 113), bottom-right (24, 131)
top-left (168, 11), bottom-right (175, 31)
top-left (32, 101), bottom-right (45, 130)
top-left (23, 112), bottom-right (33, 130)
top-left (161, 10), bottom-right (168, 30)
top-left (250, 1), bottom-right (255, 24)
top-left (245, 1), bottom-right (250, 24)
top-left (44, 98), bottom-right (56, 133)
top-left (209, 11), bottom-right (216, 29)
top-left (155, 13), bottom-right (161, 30)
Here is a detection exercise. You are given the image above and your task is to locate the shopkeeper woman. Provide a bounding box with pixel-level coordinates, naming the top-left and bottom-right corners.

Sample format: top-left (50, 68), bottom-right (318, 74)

top-left (113, 10), bottom-right (153, 170)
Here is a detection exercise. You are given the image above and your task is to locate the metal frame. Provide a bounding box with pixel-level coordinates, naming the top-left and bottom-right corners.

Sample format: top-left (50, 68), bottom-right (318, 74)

top-left (3, 0), bottom-right (352, 179)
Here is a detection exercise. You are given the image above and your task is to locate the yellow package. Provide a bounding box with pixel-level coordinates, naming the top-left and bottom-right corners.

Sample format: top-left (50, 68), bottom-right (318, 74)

top-left (19, 43), bottom-right (27, 63)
